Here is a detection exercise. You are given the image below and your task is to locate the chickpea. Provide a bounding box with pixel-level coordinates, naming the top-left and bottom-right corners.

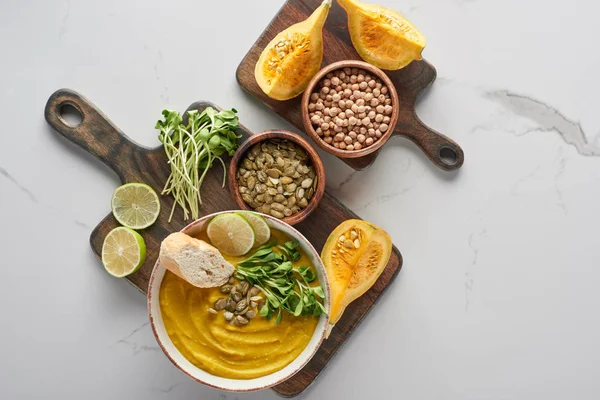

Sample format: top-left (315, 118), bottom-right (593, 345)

top-left (350, 75), bottom-right (357, 83)
top-left (323, 79), bottom-right (331, 87)
top-left (320, 123), bottom-right (329, 131)
top-left (357, 134), bottom-right (366, 143)
top-left (345, 109), bottom-right (354, 118)
top-left (353, 90), bottom-right (362, 99)
top-left (376, 105), bottom-right (385, 114)
top-left (336, 85), bottom-right (342, 92)
top-left (343, 89), bottom-right (352, 98)
top-left (366, 137), bottom-right (374, 146)
top-left (384, 98), bottom-right (392, 105)
top-left (332, 93), bottom-right (341, 102)
top-left (351, 83), bottom-right (359, 91)
top-left (319, 92), bottom-right (327, 100)
top-left (367, 122), bottom-right (374, 129)
top-left (346, 144), bottom-right (355, 151)
top-left (362, 117), bottom-right (370, 125)
top-left (359, 81), bottom-right (368, 90)
top-left (356, 98), bottom-right (365, 106)
top-left (381, 86), bottom-right (388, 95)
top-left (348, 116), bottom-right (357, 126)
top-left (334, 132), bottom-right (344, 141)
top-left (368, 128), bottom-right (376, 137)
top-left (337, 142), bottom-right (346, 150)
top-left (308, 103), bottom-right (315, 112)
top-left (349, 95), bottom-right (356, 101)
top-left (357, 74), bottom-right (365, 83)
top-left (375, 130), bottom-right (382, 138)
top-left (359, 127), bottom-right (367, 135)
top-left (324, 101), bottom-right (332, 108)
top-left (373, 88), bottom-right (380, 97)
top-left (354, 142), bottom-right (362, 150)
top-left (351, 67), bottom-right (359, 75)
top-left (329, 121), bottom-right (336, 129)
top-left (339, 112), bottom-right (347, 120)
top-left (373, 122), bottom-right (380, 130)
top-left (321, 87), bottom-right (330, 96)
top-left (329, 107), bottom-right (339, 117)
top-left (344, 136), bottom-right (353, 145)
top-left (339, 71), bottom-right (346, 80)
top-left (323, 114), bottom-right (331, 123)
top-left (341, 119), bottom-right (349, 127)
top-left (364, 93), bottom-right (373, 102)
top-left (326, 73), bottom-right (333, 79)
top-left (324, 136), bottom-right (333, 144)
top-left (333, 142), bottom-right (340, 149)
top-left (310, 93), bottom-right (319, 101)
top-left (384, 105), bottom-right (393, 115)
top-left (342, 83), bottom-right (348, 90)
top-left (338, 99), bottom-right (346, 109)
top-left (379, 123), bottom-right (389, 132)
top-left (358, 113), bottom-right (366, 119)
top-left (383, 116), bottom-right (391, 124)
top-left (368, 111), bottom-right (376, 119)
top-left (334, 125), bottom-right (343, 133)
top-left (378, 94), bottom-right (386, 103)
top-left (315, 127), bottom-right (322, 136)
top-left (368, 80), bottom-right (376, 88)
top-left (351, 104), bottom-right (359, 113)
top-left (314, 110), bottom-right (322, 116)
top-left (311, 115), bottom-right (320, 124)
top-left (370, 98), bottom-right (379, 107)
top-left (375, 114), bottom-right (384, 123)
top-left (375, 82), bottom-right (382, 89)
top-left (326, 94), bottom-right (333, 102)
top-left (356, 105), bottom-right (365, 114)
top-left (331, 77), bottom-right (340, 86)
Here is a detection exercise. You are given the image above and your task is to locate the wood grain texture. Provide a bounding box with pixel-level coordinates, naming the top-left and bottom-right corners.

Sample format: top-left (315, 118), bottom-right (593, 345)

top-left (45, 88), bottom-right (403, 397)
top-left (236, 0), bottom-right (464, 171)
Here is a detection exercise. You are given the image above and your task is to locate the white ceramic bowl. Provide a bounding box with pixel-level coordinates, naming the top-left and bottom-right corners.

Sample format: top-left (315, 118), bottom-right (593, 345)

top-left (147, 211), bottom-right (331, 392)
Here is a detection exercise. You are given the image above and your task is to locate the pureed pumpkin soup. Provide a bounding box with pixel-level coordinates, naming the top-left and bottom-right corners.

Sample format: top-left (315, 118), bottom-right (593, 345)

top-left (159, 228), bottom-right (324, 380)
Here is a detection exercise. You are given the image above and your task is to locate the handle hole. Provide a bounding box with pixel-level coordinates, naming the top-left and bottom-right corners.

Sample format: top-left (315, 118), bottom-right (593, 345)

top-left (59, 104), bottom-right (83, 127)
top-left (439, 146), bottom-right (458, 166)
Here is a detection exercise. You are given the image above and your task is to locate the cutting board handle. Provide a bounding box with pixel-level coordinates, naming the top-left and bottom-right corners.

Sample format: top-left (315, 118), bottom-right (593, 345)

top-left (395, 115), bottom-right (465, 171)
top-left (45, 88), bottom-right (140, 182)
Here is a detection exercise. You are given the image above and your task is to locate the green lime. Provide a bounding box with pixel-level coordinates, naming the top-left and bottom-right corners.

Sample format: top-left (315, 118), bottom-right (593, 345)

top-left (237, 211), bottom-right (271, 246)
top-left (206, 213), bottom-right (255, 256)
top-left (111, 183), bottom-right (160, 230)
top-left (102, 227), bottom-right (146, 277)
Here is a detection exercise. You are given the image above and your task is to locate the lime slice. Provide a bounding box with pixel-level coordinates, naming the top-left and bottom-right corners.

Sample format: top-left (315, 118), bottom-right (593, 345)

top-left (111, 183), bottom-right (160, 230)
top-left (207, 213), bottom-right (255, 256)
top-left (102, 227), bottom-right (146, 277)
top-left (238, 212), bottom-right (271, 246)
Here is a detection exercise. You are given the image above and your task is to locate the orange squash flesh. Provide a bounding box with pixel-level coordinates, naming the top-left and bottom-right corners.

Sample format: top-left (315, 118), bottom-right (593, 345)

top-left (254, 0), bottom-right (331, 100)
top-left (321, 219), bottom-right (392, 331)
top-left (337, 0), bottom-right (426, 70)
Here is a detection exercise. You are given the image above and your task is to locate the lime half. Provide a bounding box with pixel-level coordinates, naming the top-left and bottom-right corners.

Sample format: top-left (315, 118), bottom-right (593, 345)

top-left (207, 213), bottom-right (255, 256)
top-left (238, 211), bottom-right (271, 247)
top-left (111, 183), bottom-right (160, 230)
top-left (102, 227), bottom-right (146, 277)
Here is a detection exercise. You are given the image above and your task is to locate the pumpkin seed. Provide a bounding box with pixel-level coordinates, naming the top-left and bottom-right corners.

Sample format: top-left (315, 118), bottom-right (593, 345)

top-left (235, 315), bottom-right (249, 325)
top-left (232, 291), bottom-right (243, 302)
top-left (225, 298), bottom-right (237, 312)
top-left (266, 168), bottom-right (281, 178)
top-left (271, 210), bottom-right (284, 218)
top-left (220, 284), bottom-right (232, 294)
top-left (271, 203), bottom-right (285, 212)
top-left (240, 281), bottom-right (250, 296)
top-left (301, 178), bottom-right (313, 189)
top-left (246, 310), bottom-right (257, 319)
top-left (307, 187), bottom-right (314, 200)
top-left (224, 311), bottom-right (234, 321)
top-left (298, 197), bottom-right (308, 208)
top-left (296, 187), bottom-right (305, 200)
top-left (214, 298), bottom-right (227, 311)
top-left (208, 307), bottom-right (218, 314)
top-left (280, 176), bottom-right (293, 185)
top-left (228, 276), bottom-right (235, 285)
top-left (283, 208), bottom-right (292, 217)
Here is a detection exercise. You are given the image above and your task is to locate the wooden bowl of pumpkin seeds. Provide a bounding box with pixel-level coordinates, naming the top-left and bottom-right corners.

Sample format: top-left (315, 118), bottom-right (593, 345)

top-left (228, 130), bottom-right (326, 225)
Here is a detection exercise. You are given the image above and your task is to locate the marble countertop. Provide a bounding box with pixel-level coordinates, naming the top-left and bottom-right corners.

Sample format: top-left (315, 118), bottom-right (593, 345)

top-left (1, 0), bottom-right (599, 399)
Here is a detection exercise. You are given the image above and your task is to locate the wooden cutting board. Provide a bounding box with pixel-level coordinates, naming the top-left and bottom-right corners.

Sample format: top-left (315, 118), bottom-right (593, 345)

top-left (237, 0), bottom-right (464, 171)
top-left (45, 89), bottom-right (403, 397)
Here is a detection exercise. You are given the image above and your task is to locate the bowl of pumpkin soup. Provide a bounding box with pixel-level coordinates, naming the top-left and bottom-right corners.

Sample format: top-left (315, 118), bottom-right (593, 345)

top-left (148, 211), bottom-right (330, 392)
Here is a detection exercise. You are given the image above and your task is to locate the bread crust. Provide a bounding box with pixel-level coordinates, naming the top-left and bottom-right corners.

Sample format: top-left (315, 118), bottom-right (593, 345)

top-left (159, 232), bottom-right (234, 288)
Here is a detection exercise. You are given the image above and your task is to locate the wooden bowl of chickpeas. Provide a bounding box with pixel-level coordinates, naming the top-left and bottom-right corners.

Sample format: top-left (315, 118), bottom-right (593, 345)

top-left (301, 60), bottom-right (399, 159)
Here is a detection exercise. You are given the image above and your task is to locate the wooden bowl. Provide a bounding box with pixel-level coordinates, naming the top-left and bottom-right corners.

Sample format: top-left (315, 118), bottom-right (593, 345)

top-left (228, 130), bottom-right (326, 226)
top-left (301, 60), bottom-right (400, 159)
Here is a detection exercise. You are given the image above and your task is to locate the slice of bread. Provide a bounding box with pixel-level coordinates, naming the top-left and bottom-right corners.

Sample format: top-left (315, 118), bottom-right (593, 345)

top-left (159, 232), bottom-right (234, 288)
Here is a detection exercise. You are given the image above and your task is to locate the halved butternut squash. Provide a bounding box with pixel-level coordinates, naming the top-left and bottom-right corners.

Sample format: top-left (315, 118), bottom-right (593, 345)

top-left (321, 219), bottom-right (392, 333)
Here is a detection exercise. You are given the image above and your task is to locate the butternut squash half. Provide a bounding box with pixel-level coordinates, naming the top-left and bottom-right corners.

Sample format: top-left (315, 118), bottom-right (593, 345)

top-left (255, 0), bottom-right (331, 100)
top-left (321, 219), bottom-right (392, 334)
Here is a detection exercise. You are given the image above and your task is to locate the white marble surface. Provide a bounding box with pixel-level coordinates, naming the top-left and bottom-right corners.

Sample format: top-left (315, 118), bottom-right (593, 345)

top-left (1, 0), bottom-right (599, 398)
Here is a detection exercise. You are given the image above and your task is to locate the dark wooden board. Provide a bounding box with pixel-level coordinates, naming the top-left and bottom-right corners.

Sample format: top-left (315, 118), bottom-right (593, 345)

top-left (45, 89), bottom-right (403, 397)
top-left (237, 0), bottom-right (464, 171)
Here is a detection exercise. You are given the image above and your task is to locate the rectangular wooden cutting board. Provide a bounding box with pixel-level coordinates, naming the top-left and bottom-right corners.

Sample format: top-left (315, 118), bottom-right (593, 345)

top-left (236, 0), bottom-right (465, 172)
top-left (45, 89), bottom-right (403, 397)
